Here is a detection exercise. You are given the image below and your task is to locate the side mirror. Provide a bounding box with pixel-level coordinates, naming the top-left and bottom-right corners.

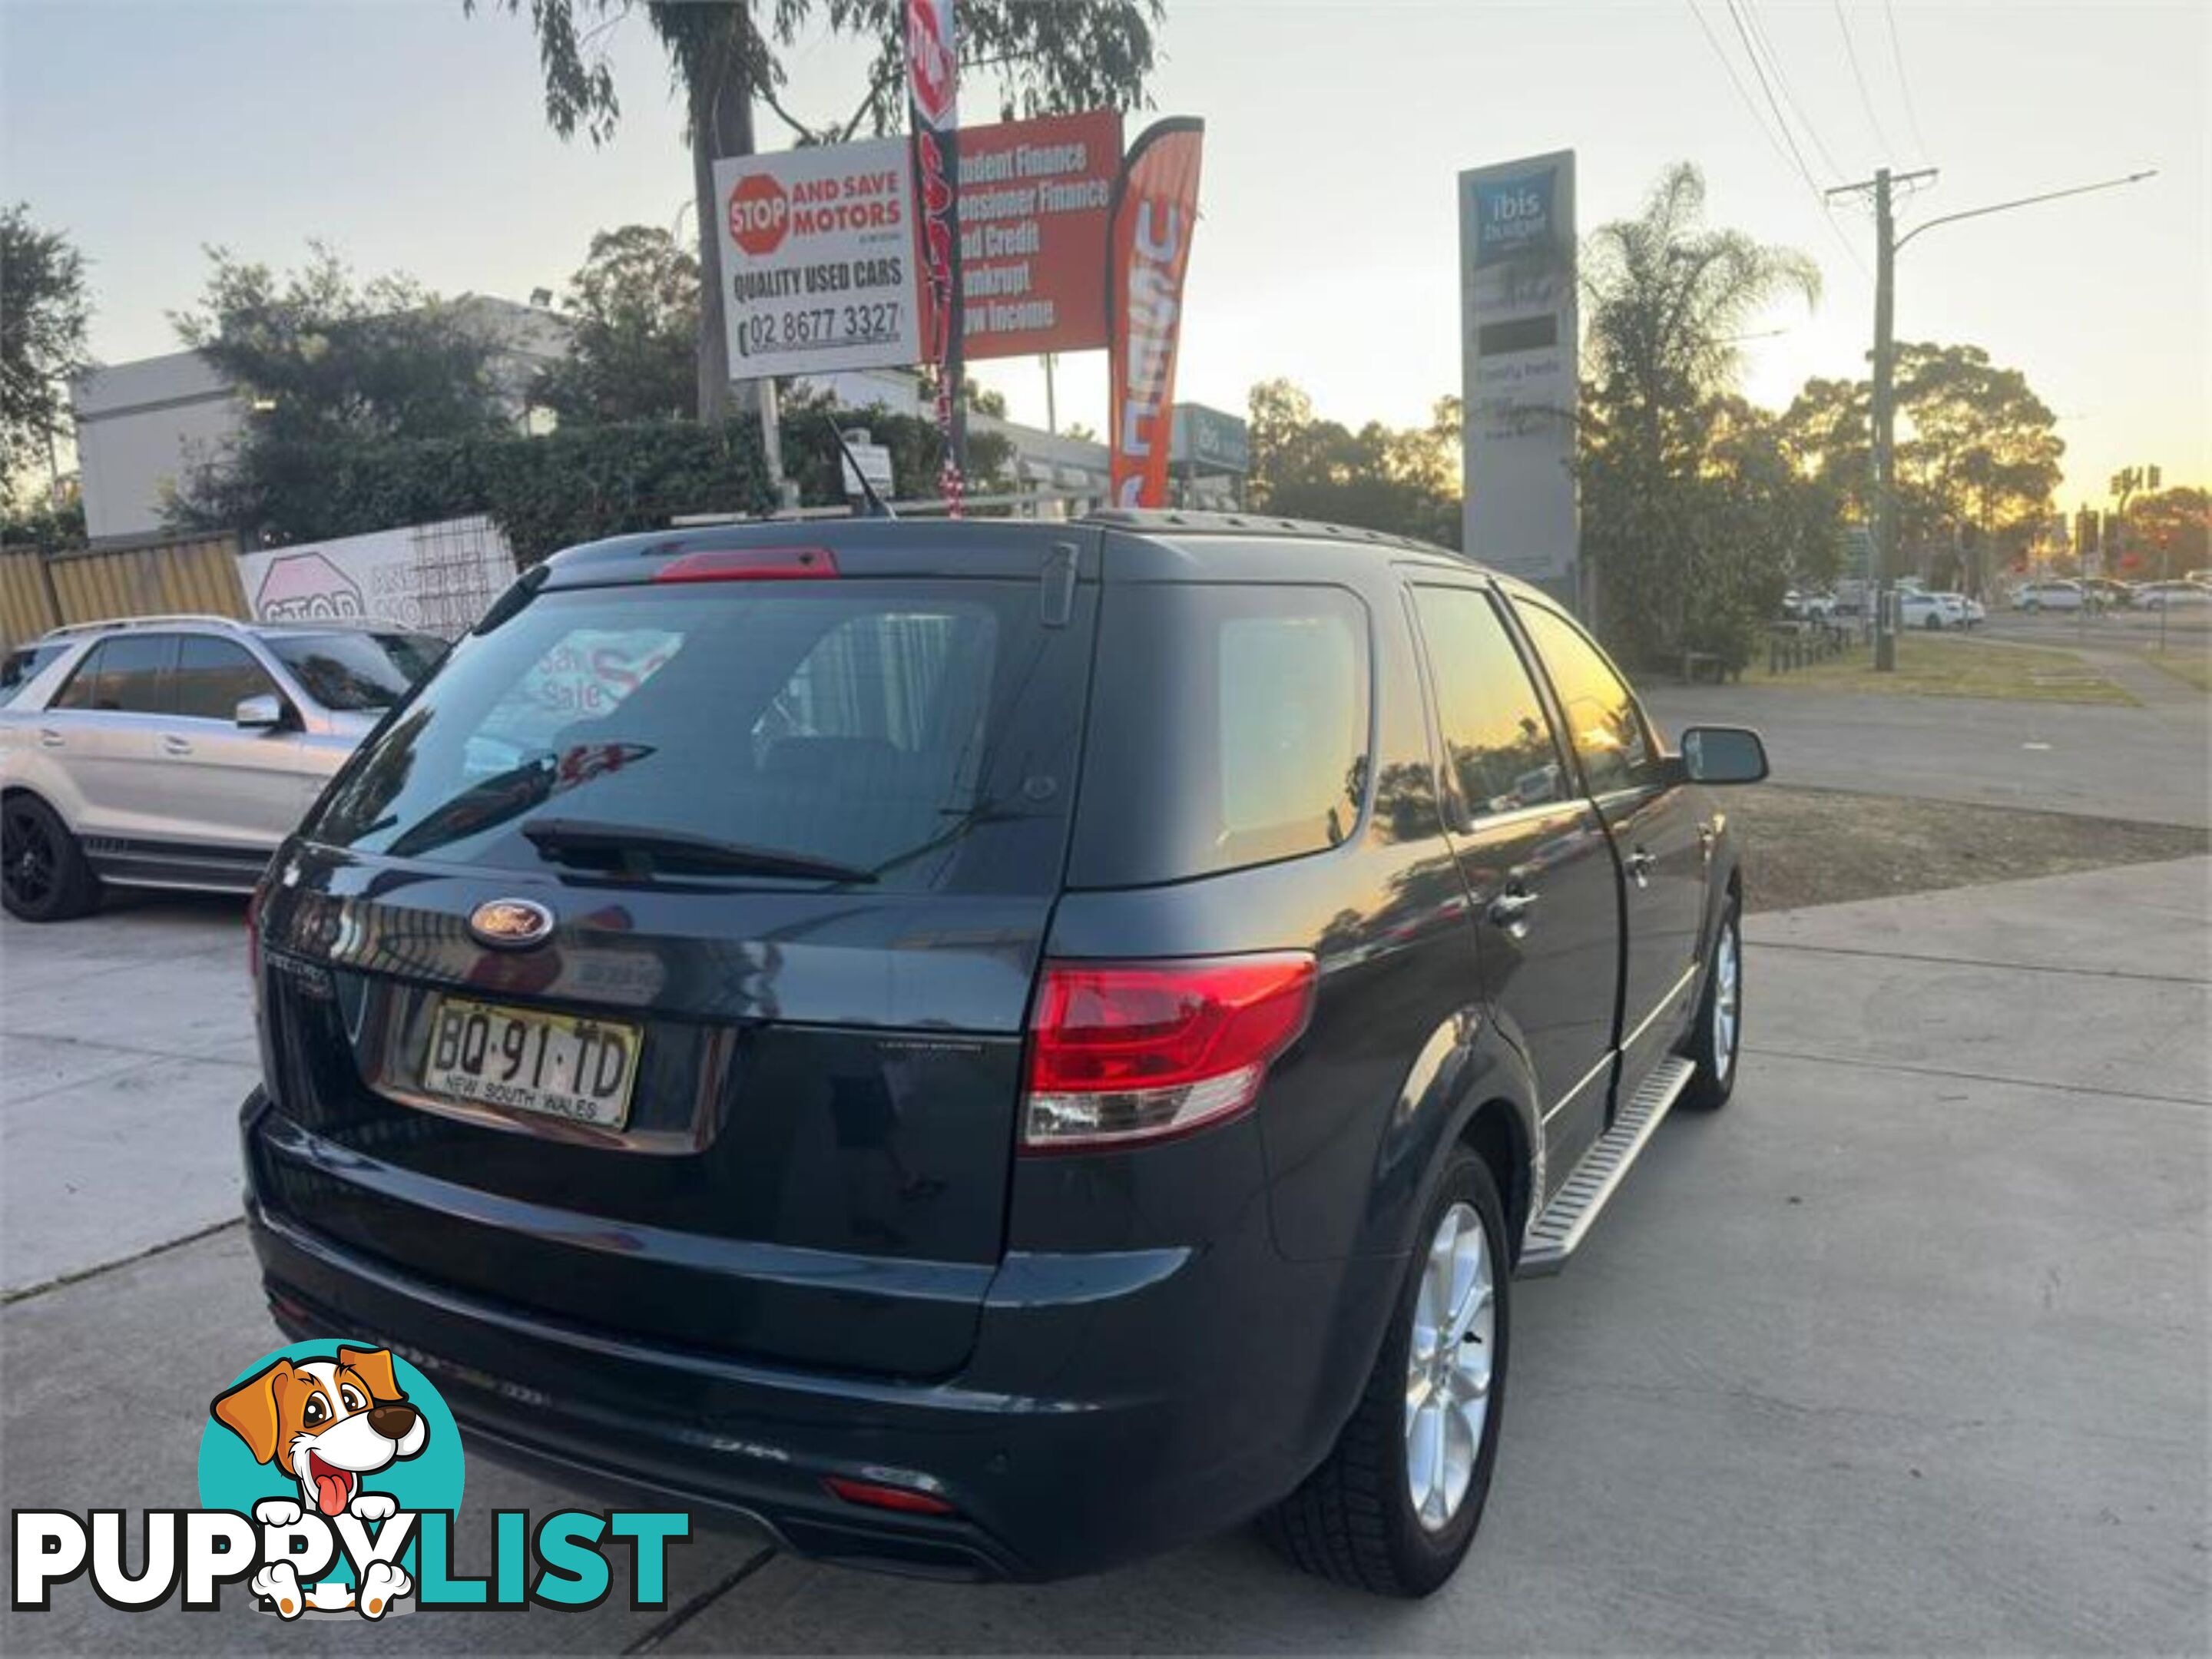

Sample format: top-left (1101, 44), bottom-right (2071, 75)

top-left (235, 694), bottom-right (285, 730)
top-left (1680, 726), bottom-right (1768, 785)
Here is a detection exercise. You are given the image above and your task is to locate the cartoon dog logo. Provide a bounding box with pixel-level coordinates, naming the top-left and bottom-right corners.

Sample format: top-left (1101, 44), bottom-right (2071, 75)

top-left (210, 1346), bottom-right (426, 1618)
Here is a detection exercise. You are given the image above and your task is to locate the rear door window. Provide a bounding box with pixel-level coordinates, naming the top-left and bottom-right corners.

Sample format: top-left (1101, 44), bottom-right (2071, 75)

top-left (1070, 583), bottom-right (1370, 886)
top-left (308, 580), bottom-right (1091, 896)
top-left (174, 637), bottom-right (280, 721)
top-left (1410, 585), bottom-right (1570, 820)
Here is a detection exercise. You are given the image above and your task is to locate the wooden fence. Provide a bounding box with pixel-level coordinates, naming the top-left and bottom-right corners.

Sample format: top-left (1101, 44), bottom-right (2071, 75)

top-left (0, 531), bottom-right (248, 646)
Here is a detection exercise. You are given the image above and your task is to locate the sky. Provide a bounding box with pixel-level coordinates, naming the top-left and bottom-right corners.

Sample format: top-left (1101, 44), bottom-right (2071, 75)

top-left (4, 0), bottom-right (2205, 509)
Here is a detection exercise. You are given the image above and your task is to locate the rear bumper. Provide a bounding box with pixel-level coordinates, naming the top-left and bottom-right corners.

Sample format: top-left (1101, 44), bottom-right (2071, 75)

top-left (240, 1090), bottom-right (1400, 1582)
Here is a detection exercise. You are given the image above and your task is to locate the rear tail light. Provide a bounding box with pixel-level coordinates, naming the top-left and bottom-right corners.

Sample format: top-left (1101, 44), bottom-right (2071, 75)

top-left (1021, 953), bottom-right (1317, 1153)
top-left (823, 1476), bottom-right (957, 1516)
top-left (653, 545), bottom-right (837, 583)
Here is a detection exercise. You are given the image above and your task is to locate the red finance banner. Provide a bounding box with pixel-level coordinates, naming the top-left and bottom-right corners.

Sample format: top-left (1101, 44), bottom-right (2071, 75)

top-left (923, 108), bottom-right (1123, 361)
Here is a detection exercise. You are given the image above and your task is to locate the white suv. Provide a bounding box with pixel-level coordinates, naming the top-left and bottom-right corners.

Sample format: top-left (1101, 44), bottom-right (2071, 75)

top-left (1, 614), bottom-right (441, 920)
top-left (2015, 580), bottom-right (2086, 612)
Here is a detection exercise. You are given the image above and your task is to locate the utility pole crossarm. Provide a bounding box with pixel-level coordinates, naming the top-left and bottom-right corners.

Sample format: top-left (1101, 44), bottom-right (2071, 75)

top-left (1825, 165), bottom-right (1939, 202)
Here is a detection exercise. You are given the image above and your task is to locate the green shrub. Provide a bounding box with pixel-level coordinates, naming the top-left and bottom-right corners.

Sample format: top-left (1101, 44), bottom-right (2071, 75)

top-left (169, 399), bottom-right (1012, 567)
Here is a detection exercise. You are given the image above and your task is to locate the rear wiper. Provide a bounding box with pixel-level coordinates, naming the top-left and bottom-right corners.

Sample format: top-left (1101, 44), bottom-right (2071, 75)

top-left (521, 818), bottom-right (877, 884)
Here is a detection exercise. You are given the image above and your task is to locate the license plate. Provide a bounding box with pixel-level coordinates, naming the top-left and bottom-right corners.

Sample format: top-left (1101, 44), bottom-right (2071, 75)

top-left (421, 998), bottom-right (641, 1130)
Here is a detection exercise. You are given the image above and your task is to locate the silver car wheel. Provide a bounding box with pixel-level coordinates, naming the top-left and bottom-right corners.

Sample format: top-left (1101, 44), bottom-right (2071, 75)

top-left (1403, 1200), bottom-right (1494, 1532)
top-left (1712, 919), bottom-right (1740, 1082)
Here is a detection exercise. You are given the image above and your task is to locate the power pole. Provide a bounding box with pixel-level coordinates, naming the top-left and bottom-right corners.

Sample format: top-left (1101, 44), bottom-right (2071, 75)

top-left (688, 55), bottom-right (790, 508)
top-left (1830, 167), bottom-right (1937, 671)
top-left (1827, 164), bottom-right (2153, 671)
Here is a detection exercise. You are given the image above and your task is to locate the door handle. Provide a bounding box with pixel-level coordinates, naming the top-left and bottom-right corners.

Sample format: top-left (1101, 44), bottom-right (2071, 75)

top-left (1488, 888), bottom-right (1540, 938)
top-left (1624, 847), bottom-right (1655, 888)
top-left (38, 727), bottom-right (65, 749)
top-left (161, 734), bottom-right (193, 757)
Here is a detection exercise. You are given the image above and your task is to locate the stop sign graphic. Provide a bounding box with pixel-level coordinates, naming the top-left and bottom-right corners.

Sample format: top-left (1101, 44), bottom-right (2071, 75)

top-left (727, 173), bottom-right (789, 257)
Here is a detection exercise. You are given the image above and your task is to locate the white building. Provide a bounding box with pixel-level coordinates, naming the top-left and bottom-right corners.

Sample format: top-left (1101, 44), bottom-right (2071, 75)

top-left (71, 349), bottom-right (244, 543)
top-left (69, 296), bottom-right (569, 545)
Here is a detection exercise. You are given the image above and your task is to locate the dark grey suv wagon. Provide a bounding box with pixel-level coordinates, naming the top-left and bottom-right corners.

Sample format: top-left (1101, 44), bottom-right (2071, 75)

top-left (242, 512), bottom-right (1766, 1595)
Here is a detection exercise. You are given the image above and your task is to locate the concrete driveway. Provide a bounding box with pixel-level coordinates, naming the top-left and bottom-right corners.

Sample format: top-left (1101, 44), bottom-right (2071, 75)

top-left (3, 852), bottom-right (2204, 1654)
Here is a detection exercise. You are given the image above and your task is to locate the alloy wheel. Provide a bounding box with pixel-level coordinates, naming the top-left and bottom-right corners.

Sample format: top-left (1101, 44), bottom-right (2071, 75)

top-left (1712, 919), bottom-right (1740, 1083)
top-left (1403, 1200), bottom-right (1495, 1532)
top-left (2, 805), bottom-right (56, 909)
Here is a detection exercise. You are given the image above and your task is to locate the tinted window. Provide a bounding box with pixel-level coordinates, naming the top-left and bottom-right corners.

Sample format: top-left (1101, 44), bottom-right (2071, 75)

top-left (1411, 586), bottom-right (1568, 819)
top-left (265, 631), bottom-right (443, 711)
top-left (309, 581), bottom-right (1091, 896)
top-left (1071, 583), bottom-right (1370, 885)
top-left (50, 644), bottom-right (99, 710)
top-left (1514, 601), bottom-right (1657, 795)
top-left (55, 634), bottom-right (175, 714)
top-left (174, 637), bottom-right (278, 720)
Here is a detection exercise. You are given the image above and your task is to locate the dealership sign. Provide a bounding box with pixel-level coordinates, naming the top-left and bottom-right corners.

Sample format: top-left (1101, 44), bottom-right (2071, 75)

top-left (1459, 151), bottom-right (1578, 602)
top-left (238, 518), bottom-right (515, 637)
top-left (932, 108), bottom-right (1122, 359)
top-left (713, 137), bottom-right (922, 380)
top-left (1171, 403), bottom-right (1250, 474)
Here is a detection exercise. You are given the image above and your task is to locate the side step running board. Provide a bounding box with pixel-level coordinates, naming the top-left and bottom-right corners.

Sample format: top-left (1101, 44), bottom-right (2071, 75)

top-left (1517, 1055), bottom-right (1696, 1277)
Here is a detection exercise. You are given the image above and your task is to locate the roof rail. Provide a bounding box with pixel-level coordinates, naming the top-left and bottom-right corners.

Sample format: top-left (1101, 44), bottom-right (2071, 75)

top-left (1078, 507), bottom-right (1459, 557)
top-left (41, 613), bottom-right (244, 638)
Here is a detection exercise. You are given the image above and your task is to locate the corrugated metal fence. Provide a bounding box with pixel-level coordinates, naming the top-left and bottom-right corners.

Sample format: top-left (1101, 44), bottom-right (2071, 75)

top-left (0, 531), bottom-right (247, 646)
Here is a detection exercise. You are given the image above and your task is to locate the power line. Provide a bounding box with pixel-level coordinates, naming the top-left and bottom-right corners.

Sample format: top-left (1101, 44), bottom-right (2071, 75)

top-left (1879, 0), bottom-right (1933, 162)
top-left (1684, 0), bottom-right (1805, 186)
top-left (1724, 0), bottom-right (1828, 196)
top-left (1737, 0), bottom-right (1846, 180)
top-left (1832, 0), bottom-right (1896, 158)
top-left (1683, 0), bottom-right (1872, 280)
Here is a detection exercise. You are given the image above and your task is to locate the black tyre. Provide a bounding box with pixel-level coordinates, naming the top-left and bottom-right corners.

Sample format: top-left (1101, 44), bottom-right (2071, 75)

top-left (2, 794), bottom-right (101, 922)
top-left (1681, 894), bottom-right (1742, 1110)
top-left (1923, 614), bottom-right (1943, 631)
top-left (1260, 1149), bottom-right (1509, 1597)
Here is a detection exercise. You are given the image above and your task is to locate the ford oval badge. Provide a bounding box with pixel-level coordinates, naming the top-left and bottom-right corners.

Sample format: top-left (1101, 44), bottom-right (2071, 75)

top-left (468, 897), bottom-right (555, 950)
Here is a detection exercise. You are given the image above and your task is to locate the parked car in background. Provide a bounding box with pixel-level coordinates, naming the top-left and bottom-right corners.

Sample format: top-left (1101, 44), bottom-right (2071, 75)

top-left (2137, 580), bottom-right (2211, 611)
top-left (2015, 580), bottom-right (2086, 612)
top-left (1899, 591), bottom-right (1968, 631)
top-left (1780, 590), bottom-right (1836, 621)
top-left (2082, 578), bottom-right (2135, 609)
top-left (1934, 592), bottom-right (1985, 628)
top-left (240, 512), bottom-right (1769, 1596)
top-left (1, 614), bottom-right (443, 919)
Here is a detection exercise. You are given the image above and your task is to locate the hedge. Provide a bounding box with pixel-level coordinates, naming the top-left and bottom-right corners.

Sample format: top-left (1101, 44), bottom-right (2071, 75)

top-left (171, 397), bottom-right (1012, 568)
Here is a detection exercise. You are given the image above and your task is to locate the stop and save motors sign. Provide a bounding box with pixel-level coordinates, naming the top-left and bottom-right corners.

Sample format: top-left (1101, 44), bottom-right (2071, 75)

top-left (714, 137), bottom-right (922, 378)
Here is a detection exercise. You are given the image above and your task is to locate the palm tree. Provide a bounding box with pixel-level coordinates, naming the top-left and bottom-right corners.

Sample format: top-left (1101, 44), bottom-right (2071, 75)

top-left (467, 1), bottom-right (1164, 422)
top-left (1579, 163), bottom-right (1821, 661)
top-left (1582, 162), bottom-right (1820, 469)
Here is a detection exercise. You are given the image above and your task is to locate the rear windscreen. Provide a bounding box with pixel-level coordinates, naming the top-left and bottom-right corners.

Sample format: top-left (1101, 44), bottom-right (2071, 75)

top-left (307, 579), bottom-right (1094, 894)
top-left (1069, 582), bottom-right (1372, 887)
